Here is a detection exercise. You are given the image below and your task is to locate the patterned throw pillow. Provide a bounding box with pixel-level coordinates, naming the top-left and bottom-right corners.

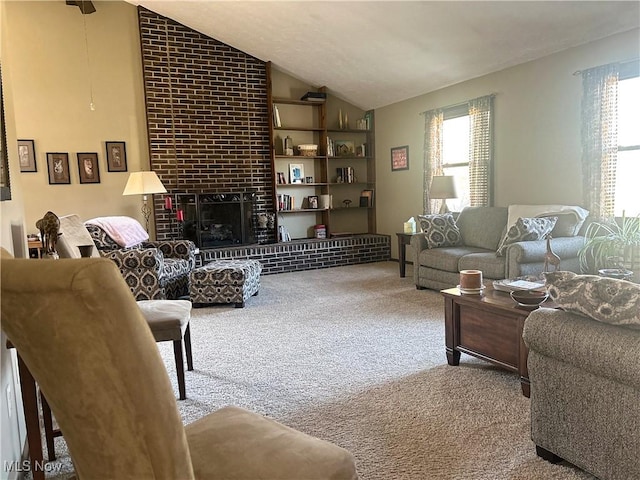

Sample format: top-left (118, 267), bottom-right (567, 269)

top-left (496, 216), bottom-right (557, 256)
top-left (544, 271), bottom-right (640, 329)
top-left (418, 213), bottom-right (461, 249)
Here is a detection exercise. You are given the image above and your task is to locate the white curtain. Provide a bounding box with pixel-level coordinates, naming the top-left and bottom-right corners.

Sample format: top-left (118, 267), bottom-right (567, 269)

top-left (581, 63), bottom-right (619, 219)
top-left (468, 96), bottom-right (493, 207)
top-left (422, 109), bottom-right (443, 214)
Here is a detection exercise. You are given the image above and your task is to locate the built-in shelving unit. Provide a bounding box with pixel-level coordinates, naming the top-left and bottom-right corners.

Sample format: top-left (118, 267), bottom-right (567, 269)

top-left (267, 64), bottom-right (376, 241)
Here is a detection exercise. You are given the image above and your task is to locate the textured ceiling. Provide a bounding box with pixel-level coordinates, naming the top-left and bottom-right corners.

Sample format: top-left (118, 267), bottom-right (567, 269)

top-left (126, 1), bottom-right (640, 109)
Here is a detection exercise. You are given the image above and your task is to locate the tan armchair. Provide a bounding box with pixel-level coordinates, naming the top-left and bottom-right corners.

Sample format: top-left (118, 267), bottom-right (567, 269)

top-left (1, 256), bottom-right (357, 479)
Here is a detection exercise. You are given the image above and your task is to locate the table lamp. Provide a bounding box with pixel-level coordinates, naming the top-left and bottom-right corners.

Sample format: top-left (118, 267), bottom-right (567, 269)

top-left (429, 176), bottom-right (458, 214)
top-left (122, 171), bottom-right (167, 231)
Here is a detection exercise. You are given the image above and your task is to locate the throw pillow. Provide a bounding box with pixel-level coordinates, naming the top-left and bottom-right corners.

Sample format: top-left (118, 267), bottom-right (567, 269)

top-left (544, 271), bottom-right (640, 329)
top-left (418, 213), bottom-right (461, 249)
top-left (496, 216), bottom-right (557, 256)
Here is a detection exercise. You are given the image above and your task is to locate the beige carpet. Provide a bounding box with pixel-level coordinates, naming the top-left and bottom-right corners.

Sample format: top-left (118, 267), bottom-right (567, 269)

top-left (44, 261), bottom-right (593, 479)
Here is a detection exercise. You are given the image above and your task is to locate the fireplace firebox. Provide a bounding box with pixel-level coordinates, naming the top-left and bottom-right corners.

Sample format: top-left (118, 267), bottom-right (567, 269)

top-left (175, 192), bottom-right (256, 248)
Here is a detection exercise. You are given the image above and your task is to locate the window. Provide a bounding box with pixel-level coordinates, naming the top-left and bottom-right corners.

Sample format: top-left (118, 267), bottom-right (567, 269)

top-left (442, 113), bottom-right (470, 212)
top-left (422, 95), bottom-right (493, 214)
top-left (615, 74), bottom-right (640, 216)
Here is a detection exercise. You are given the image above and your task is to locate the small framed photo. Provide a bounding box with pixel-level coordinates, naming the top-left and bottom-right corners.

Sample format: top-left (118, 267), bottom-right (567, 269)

top-left (335, 140), bottom-right (355, 157)
top-left (391, 145), bottom-right (409, 171)
top-left (18, 139), bottom-right (37, 172)
top-left (305, 176), bottom-right (314, 184)
top-left (105, 141), bottom-right (127, 172)
top-left (77, 152), bottom-right (100, 184)
top-left (289, 163), bottom-right (304, 184)
top-left (47, 152), bottom-right (71, 185)
top-left (308, 195), bottom-right (318, 209)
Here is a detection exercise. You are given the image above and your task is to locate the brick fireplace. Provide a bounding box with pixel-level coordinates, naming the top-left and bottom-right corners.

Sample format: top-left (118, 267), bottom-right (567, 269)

top-left (138, 7), bottom-right (274, 245)
top-left (137, 7), bottom-right (391, 271)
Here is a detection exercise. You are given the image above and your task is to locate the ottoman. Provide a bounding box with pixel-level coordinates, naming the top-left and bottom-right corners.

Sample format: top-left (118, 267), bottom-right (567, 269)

top-left (189, 259), bottom-right (262, 308)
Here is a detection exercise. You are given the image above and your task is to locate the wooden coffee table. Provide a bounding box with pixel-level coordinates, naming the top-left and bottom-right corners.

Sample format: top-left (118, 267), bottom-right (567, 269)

top-left (441, 285), bottom-right (551, 397)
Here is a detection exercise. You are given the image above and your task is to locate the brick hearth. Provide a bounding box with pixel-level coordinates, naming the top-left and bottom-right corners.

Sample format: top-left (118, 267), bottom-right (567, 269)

top-left (198, 235), bottom-right (391, 274)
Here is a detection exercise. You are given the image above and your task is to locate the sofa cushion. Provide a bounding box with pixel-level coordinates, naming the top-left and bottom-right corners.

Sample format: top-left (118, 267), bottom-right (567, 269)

top-left (419, 246), bottom-right (487, 272)
top-left (506, 204), bottom-right (589, 237)
top-left (496, 217), bottom-right (557, 256)
top-left (544, 271), bottom-right (640, 329)
top-left (456, 206), bottom-right (508, 251)
top-left (417, 213), bottom-right (461, 248)
top-left (458, 252), bottom-right (506, 280)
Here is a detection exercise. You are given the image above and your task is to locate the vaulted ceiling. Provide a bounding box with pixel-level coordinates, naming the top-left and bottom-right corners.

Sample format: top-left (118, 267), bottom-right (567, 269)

top-left (126, 1), bottom-right (640, 109)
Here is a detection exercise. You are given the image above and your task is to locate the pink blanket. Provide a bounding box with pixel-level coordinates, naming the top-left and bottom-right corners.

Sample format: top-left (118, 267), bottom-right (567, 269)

top-left (85, 216), bottom-right (149, 248)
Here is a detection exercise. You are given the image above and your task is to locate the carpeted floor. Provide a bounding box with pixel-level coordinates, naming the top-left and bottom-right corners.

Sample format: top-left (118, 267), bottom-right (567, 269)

top-left (43, 261), bottom-right (593, 479)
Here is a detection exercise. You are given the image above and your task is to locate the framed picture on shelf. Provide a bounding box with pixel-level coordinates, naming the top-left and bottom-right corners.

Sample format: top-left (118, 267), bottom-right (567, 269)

top-left (46, 152), bottom-right (71, 184)
top-left (305, 176), bottom-right (313, 184)
top-left (289, 163), bottom-right (304, 184)
top-left (77, 152), bottom-right (100, 184)
top-left (335, 140), bottom-right (355, 157)
top-left (391, 145), bottom-right (409, 171)
top-left (105, 141), bottom-right (127, 172)
top-left (308, 195), bottom-right (318, 209)
top-left (18, 139), bottom-right (37, 172)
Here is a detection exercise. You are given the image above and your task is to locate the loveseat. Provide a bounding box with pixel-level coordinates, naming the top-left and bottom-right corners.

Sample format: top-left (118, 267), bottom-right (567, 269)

top-left (57, 214), bottom-right (196, 300)
top-left (523, 272), bottom-right (640, 479)
top-left (411, 205), bottom-right (588, 290)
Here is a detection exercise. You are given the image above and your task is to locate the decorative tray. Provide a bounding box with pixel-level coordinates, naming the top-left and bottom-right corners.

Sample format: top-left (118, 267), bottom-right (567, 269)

top-left (493, 279), bottom-right (546, 293)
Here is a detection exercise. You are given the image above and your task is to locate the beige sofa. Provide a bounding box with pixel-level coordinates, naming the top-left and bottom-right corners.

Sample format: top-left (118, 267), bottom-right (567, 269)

top-left (523, 277), bottom-right (640, 479)
top-left (411, 206), bottom-right (588, 291)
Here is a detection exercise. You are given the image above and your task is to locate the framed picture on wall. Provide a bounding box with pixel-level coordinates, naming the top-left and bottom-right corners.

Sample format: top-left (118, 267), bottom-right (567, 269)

top-left (391, 145), bottom-right (409, 171)
top-left (105, 141), bottom-right (127, 172)
top-left (77, 152), bottom-right (100, 184)
top-left (47, 152), bottom-right (71, 184)
top-left (18, 139), bottom-right (37, 172)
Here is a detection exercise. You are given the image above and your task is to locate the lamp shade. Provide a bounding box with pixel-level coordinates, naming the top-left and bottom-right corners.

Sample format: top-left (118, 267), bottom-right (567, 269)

top-left (122, 171), bottom-right (167, 196)
top-left (429, 176), bottom-right (458, 200)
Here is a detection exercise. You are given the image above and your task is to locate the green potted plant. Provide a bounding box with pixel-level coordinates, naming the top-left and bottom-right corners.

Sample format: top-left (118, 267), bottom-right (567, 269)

top-left (578, 213), bottom-right (640, 279)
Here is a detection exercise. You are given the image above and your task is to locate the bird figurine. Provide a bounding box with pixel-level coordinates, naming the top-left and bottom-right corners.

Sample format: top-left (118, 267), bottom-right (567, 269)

top-left (543, 234), bottom-right (561, 272)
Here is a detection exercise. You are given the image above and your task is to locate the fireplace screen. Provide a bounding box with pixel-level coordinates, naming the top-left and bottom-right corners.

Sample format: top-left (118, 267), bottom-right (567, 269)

top-left (176, 192), bottom-right (256, 248)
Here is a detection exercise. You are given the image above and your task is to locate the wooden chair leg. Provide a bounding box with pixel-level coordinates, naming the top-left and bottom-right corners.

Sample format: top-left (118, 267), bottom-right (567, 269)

top-left (40, 392), bottom-right (56, 461)
top-left (184, 324), bottom-right (193, 371)
top-left (173, 339), bottom-right (186, 400)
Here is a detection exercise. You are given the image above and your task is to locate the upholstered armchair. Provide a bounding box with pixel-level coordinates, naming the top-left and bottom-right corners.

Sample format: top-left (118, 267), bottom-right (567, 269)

top-left (0, 255), bottom-right (357, 479)
top-left (57, 214), bottom-right (196, 300)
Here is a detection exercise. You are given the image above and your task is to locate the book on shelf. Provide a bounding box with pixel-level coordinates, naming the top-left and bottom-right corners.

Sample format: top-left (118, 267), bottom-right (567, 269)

top-left (273, 105), bottom-right (281, 128)
top-left (277, 194), bottom-right (295, 211)
top-left (300, 91), bottom-right (326, 102)
top-left (360, 189), bottom-right (374, 207)
top-left (276, 172), bottom-right (287, 184)
top-left (356, 144), bottom-right (366, 157)
top-left (336, 167), bottom-right (355, 183)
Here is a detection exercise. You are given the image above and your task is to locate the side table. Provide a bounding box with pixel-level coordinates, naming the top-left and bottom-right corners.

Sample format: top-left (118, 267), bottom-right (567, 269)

top-left (395, 233), bottom-right (414, 278)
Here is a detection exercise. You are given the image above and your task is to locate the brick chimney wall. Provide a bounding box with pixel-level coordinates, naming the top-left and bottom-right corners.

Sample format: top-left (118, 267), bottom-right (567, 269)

top-left (137, 7), bottom-right (275, 243)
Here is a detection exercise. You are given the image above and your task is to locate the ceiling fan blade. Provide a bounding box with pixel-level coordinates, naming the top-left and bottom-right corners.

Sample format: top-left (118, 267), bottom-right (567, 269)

top-left (65, 0), bottom-right (96, 14)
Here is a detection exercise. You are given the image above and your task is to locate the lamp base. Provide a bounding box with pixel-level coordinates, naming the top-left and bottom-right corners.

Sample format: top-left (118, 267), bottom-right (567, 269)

top-left (438, 202), bottom-right (450, 214)
top-left (141, 196), bottom-right (151, 232)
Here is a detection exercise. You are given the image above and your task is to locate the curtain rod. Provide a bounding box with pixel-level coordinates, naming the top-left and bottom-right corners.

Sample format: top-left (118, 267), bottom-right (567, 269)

top-left (572, 58), bottom-right (639, 76)
top-left (419, 93), bottom-right (496, 116)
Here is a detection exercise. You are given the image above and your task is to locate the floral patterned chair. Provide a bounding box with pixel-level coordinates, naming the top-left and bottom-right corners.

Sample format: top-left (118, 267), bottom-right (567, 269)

top-left (58, 214), bottom-right (196, 300)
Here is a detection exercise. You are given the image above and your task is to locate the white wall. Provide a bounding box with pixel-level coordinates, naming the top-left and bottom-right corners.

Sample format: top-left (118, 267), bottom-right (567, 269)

top-left (4, 0), bottom-right (150, 236)
top-left (1, 1), bottom-right (28, 476)
top-left (375, 28), bottom-right (640, 262)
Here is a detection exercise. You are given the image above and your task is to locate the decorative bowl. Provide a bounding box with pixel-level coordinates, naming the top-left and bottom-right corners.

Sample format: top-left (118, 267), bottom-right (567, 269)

top-left (297, 144), bottom-right (318, 157)
top-left (509, 290), bottom-right (549, 309)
